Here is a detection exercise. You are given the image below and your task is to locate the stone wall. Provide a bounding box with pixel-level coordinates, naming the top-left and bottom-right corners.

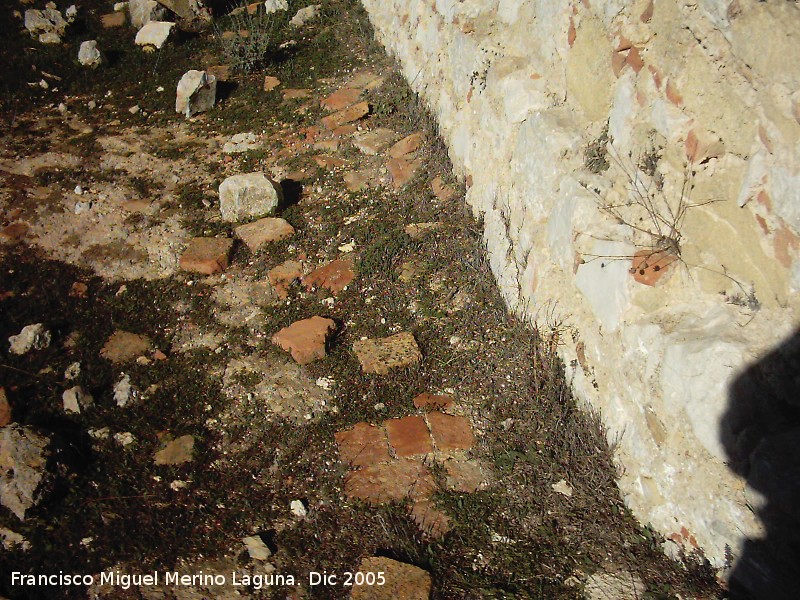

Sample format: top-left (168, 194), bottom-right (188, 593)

top-left (360, 0), bottom-right (800, 593)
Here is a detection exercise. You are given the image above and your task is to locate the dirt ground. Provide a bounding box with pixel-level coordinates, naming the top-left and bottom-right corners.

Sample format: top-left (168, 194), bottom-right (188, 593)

top-left (0, 1), bottom-right (724, 599)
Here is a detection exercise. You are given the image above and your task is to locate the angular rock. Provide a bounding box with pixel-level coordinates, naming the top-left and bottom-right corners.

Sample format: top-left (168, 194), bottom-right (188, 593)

top-left (78, 40), bottom-right (103, 68)
top-left (8, 324), bottom-right (51, 355)
top-left (385, 416), bottom-right (433, 457)
top-left (154, 435), bottom-right (195, 465)
top-left (343, 170), bottom-right (371, 192)
top-left (222, 132), bottom-right (260, 154)
top-left (264, 0), bottom-right (289, 14)
top-left (335, 423), bottom-right (390, 467)
top-left (427, 411), bottom-right (475, 452)
top-left (271, 316), bottom-right (336, 365)
top-left (242, 535), bottom-right (271, 561)
top-left (344, 459), bottom-right (436, 503)
top-left (100, 330), bottom-right (152, 363)
top-left (218, 173), bottom-right (282, 222)
top-left (234, 217), bottom-right (294, 252)
top-left (155, 0), bottom-right (211, 28)
top-left (0, 425), bottom-right (51, 520)
top-left (584, 571), bottom-right (646, 600)
top-left (351, 557), bottom-right (432, 599)
top-left (431, 176), bottom-right (457, 201)
top-left (321, 101), bottom-right (369, 129)
top-left (353, 128), bottom-right (397, 155)
top-left (179, 237), bottom-right (234, 275)
top-left (113, 373), bottom-right (136, 408)
top-left (129, 0), bottom-right (166, 29)
top-left (62, 386), bottom-right (92, 414)
top-left (0, 389), bottom-right (11, 427)
top-left (353, 332), bottom-right (422, 374)
top-left (302, 259), bottom-right (355, 294)
top-left (389, 132), bottom-right (425, 158)
top-left (263, 75), bottom-right (281, 91)
top-left (24, 7), bottom-right (68, 43)
top-left (290, 4), bottom-right (320, 27)
top-left (175, 69), bottom-right (216, 116)
top-left (135, 20), bottom-right (175, 50)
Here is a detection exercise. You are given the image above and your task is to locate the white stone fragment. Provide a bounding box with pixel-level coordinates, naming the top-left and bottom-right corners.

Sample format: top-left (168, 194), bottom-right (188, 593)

top-left (223, 132), bottom-right (260, 154)
top-left (78, 40), bottom-right (103, 68)
top-left (135, 21), bottom-right (174, 50)
top-left (8, 324), bottom-right (51, 355)
top-left (242, 535), bottom-right (271, 561)
top-left (551, 479), bottom-right (573, 497)
top-left (114, 432), bottom-right (135, 447)
top-left (290, 499), bottom-right (307, 518)
top-left (175, 69), bottom-right (216, 117)
top-left (62, 386), bottom-right (92, 414)
top-left (290, 4), bottom-right (320, 27)
top-left (264, 0), bottom-right (289, 14)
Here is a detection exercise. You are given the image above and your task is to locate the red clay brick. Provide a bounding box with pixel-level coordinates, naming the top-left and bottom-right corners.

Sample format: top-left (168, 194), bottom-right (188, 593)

top-left (335, 422), bottom-right (390, 467)
top-left (410, 500), bottom-right (452, 538)
top-left (343, 459), bottom-right (436, 503)
top-left (385, 416), bottom-right (433, 457)
top-left (303, 259), bottom-right (355, 294)
top-left (427, 411), bottom-right (475, 451)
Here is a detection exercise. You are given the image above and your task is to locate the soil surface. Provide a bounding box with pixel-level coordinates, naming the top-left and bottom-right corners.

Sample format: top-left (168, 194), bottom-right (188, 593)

top-left (0, 1), bottom-right (723, 599)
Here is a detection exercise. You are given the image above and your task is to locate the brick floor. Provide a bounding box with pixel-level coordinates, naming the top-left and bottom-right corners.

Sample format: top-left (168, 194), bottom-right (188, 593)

top-left (335, 422), bottom-right (390, 467)
top-left (410, 500), bottom-right (452, 539)
top-left (427, 411), bottom-right (475, 452)
top-left (412, 393), bottom-right (454, 411)
top-left (385, 416), bottom-right (433, 457)
top-left (321, 101), bottom-right (369, 129)
top-left (344, 458), bottom-right (436, 503)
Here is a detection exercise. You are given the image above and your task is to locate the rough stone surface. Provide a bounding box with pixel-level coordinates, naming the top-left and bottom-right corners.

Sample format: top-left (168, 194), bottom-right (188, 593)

top-left (234, 217), bottom-right (294, 252)
top-left (8, 324), bottom-right (51, 355)
top-left (353, 332), bottom-right (422, 374)
top-left (218, 173), bottom-right (281, 222)
top-left (389, 132), bottom-right (424, 158)
top-left (350, 556), bottom-right (432, 599)
top-left (352, 128), bottom-right (397, 155)
top-left (583, 571), bottom-right (646, 600)
top-left (78, 40), bottom-right (103, 68)
top-left (268, 260), bottom-right (304, 298)
top-left (360, 2), bottom-right (800, 584)
top-left (320, 87), bottom-right (361, 111)
top-left (271, 316), bottom-right (336, 365)
top-left (0, 425), bottom-right (50, 520)
top-left (100, 330), bottom-right (152, 363)
top-left (290, 4), bottom-right (320, 27)
top-left (387, 156), bottom-right (421, 189)
top-left (179, 237), bottom-right (233, 275)
top-left (175, 69), bottom-right (216, 117)
top-left (154, 435), bottom-right (195, 465)
top-left (222, 132), bottom-right (259, 154)
top-left (134, 20), bottom-right (174, 50)
top-left (263, 75), bottom-right (281, 91)
top-left (129, 0), bottom-right (166, 29)
top-left (62, 386), bottom-right (92, 414)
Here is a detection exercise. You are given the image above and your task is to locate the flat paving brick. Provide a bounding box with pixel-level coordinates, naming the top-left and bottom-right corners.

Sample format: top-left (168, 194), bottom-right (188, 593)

top-left (320, 87), bottom-right (361, 111)
top-left (335, 422), bottom-right (390, 467)
top-left (302, 258), bottom-right (355, 294)
top-left (234, 217), bottom-right (294, 252)
top-left (344, 458), bottom-right (436, 503)
top-left (268, 259), bottom-right (304, 298)
top-left (321, 101), bottom-right (369, 129)
top-left (353, 332), bottom-right (422, 374)
top-left (385, 415), bottom-right (433, 457)
top-left (427, 411), bottom-right (475, 451)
